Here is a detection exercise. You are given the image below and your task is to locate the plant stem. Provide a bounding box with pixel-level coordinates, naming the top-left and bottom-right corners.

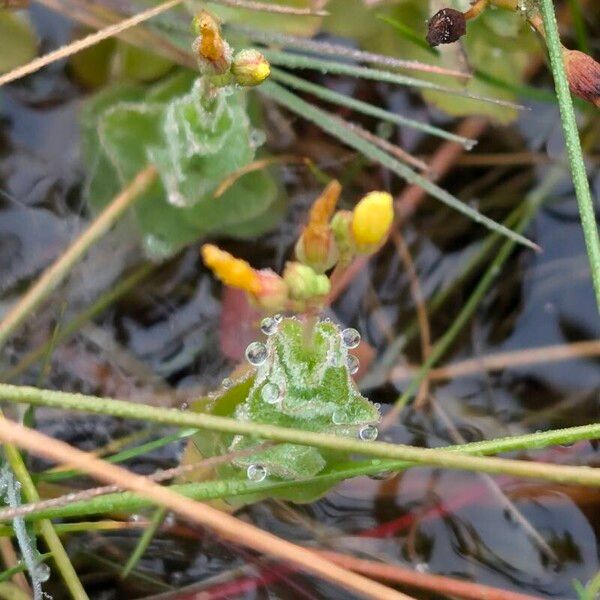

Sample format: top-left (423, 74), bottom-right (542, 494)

top-left (538, 0), bottom-right (600, 311)
top-left (120, 507), bottom-right (166, 579)
top-left (0, 384), bottom-right (599, 486)
top-left (0, 166), bottom-right (157, 351)
top-left (1, 427), bottom-right (88, 599)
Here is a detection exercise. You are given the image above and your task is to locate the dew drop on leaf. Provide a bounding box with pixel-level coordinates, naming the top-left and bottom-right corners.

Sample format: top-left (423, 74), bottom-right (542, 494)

top-left (261, 382), bottom-right (282, 404)
top-left (245, 341), bottom-right (267, 366)
top-left (332, 409), bottom-right (345, 425)
top-left (260, 317), bottom-right (278, 335)
top-left (359, 424), bottom-right (378, 441)
top-left (247, 464), bottom-right (267, 482)
top-left (341, 327), bottom-right (361, 349)
top-left (222, 377), bottom-right (232, 389)
top-left (346, 354), bottom-right (359, 375)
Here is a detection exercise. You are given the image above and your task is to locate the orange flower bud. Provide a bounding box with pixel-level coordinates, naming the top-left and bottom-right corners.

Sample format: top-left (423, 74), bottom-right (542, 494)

top-left (351, 191), bottom-right (394, 254)
top-left (295, 180), bottom-right (341, 272)
top-left (191, 11), bottom-right (232, 75)
top-left (563, 49), bottom-right (600, 108)
top-left (201, 244), bottom-right (261, 295)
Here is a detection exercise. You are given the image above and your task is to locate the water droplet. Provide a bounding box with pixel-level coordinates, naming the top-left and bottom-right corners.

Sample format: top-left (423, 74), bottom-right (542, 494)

top-left (35, 563), bottom-right (50, 582)
top-left (164, 512), bottom-right (176, 527)
top-left (245, 341), bottom-right (267, 366)
top-left (415, 562), bottom-right (428, 573)
top-left (179, 402), bottom-right (189, 411)
top-left (144, 234), bottom-right (172, 259)
top-left (346, 354), bottom-right (359, 375)
top-left (167, 190), bottom-right (188, 207)
top-left (247, 464), bottom-right (267, 482)
top-left (249, 129), bottom-right (266, 149)
top-left (463, 139), bottom-right (477, 151)
top-left (261, 382), bottom-right (282, 404)
top-left (274, 314), bottom-right (283, 323)
top-left (222, 377), bottom-right (232, 389)
top-left (260, 317), bottom-right (278, 335)
top-left (332, 409), bottom-right (346, 425)
top-left (341, 327), bottom-right (361, 349)
top-left (359, 425), bottom-right (378, 441)
top-left (128, 514), bottom-right (143, 523)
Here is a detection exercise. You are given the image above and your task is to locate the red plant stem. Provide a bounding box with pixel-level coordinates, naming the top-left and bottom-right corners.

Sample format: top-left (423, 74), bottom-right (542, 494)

top-left (315, 550), bottom-right (545, 600)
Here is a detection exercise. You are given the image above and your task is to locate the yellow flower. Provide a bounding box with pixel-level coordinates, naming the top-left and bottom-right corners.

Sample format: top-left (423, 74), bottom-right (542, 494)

top-left (201, 244), bottom-right (261, 295)
top-left (351, 191), bottom-right (394, 253)
top-left (231, 49), bottom-right (271, 87)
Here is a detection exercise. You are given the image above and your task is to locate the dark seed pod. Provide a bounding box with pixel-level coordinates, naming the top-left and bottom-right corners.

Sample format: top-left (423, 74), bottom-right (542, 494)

top-left (426, 8), bottom-right (467, 47)
top-left (563, 49), bottom-right (600, 108)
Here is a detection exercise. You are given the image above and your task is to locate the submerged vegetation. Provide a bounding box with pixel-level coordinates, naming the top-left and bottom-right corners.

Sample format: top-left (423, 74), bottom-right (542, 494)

top-left (0, 0), bottom-right (598, 599)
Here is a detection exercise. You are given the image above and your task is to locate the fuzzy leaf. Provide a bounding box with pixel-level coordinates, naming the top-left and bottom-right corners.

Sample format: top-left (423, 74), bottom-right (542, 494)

top-left (82, 71), bottom-right (281, 257)
top-left (188, 318), bottom-right (380, 503)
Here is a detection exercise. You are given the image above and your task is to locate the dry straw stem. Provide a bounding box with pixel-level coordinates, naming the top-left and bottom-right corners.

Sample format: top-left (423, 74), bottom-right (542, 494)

top-left (0, 165), bottom-right (157, 351)
top-left (0, 0), bottom-right (327, 88)
top-left (390, 339), bottom-right (600, 382)
top-left (0, 417), bottom-right (412, 600)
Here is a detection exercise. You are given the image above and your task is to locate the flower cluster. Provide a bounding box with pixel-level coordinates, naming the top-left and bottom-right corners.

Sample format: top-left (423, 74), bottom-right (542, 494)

top-left (202, 183), bottom-right (394, 312)
top-left (192, 10), bottom-right (270, 87)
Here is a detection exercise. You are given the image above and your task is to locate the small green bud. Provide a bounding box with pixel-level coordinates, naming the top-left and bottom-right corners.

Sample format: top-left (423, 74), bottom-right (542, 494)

top-left (283, 262), bottom-right (330, 301)
top-left (231, 49), bottom-right (271, 87)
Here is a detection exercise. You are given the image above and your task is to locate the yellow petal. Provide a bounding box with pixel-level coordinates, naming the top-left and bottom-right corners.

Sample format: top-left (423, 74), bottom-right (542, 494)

top-left (201, 244), bottom-right (261, 295)
top-left (351, 191), bottom-right (394, 252)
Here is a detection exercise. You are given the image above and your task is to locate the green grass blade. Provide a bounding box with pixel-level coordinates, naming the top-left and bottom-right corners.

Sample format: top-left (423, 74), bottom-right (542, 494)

top-left (538, 0), bottom-right (600, 312)
top-left (260, 80), bottom-right (539, 250)
top-left (376, 14), bottom-right (439, 56)
top-left (120, 507), bottom-right (166, 579)
top-left (262, 49), bottom-right (524, 109)
top-left (270, 68), bottom-right (473, 146)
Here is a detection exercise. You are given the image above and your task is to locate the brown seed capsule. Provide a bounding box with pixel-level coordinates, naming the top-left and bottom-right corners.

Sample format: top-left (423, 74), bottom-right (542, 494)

top-left (426, 8), bottom-right (467, 47)
top-left (563, 49), bottom-right (600, 108)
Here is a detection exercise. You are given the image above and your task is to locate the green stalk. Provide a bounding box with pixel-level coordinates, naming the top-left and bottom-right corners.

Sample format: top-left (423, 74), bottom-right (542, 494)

top-left (2, 443), bottom-right (88, 599)
top-left (5, 417), bottom-right (600, 522)
top-left (0, 384), bottom-right (599, 487)
top-left (120, 507), bottom-right (166, 579)
top-left (538, 0), bottom-right (600, 311)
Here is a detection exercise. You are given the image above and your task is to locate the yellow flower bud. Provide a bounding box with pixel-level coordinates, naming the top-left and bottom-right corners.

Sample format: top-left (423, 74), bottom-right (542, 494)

top-left (351, 191), bottom-right (394, 253)
top-left (201, 244), bottom-right (261, 295)
top-left (231, 49), bottom-right (271, 87)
